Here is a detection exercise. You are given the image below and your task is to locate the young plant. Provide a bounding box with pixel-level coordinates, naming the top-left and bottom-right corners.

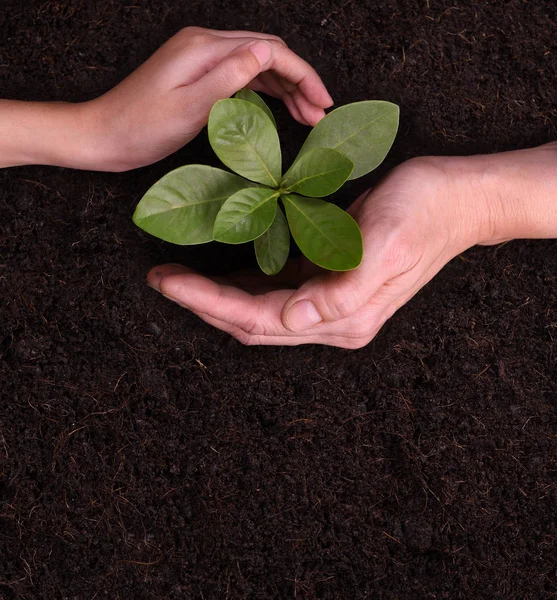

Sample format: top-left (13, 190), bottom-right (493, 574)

top-left (133, 90), bottom-right (399, 275)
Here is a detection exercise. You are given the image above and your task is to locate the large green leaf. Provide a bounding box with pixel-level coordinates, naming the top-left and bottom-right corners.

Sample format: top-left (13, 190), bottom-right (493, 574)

top-left (214, 187), bottom-right (279, 244)
top-left (254, 205), bottom-right (290, 275)
top-left (281, 148), bottom-right (353, 197)
top-left (295, 101), bottom-right (399, 180)
top-left (133, 165), bottom-right (254, 245)
top-left (282, 194), bottom-right (363, 271)
top-left (235, 89), bottom-right (277, 128)
top-left (208, 98), bottom-right (281, 187)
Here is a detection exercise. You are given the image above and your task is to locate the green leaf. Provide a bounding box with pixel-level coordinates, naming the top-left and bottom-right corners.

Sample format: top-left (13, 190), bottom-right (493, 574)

top-left (254, 205), bottom-right (290, 275)
top-left (208, 98), bottom-right (281, 187)
top-left (133, 165), bottom-right (254, 245)
top-left (281, 148), bottom-right (353, 197)
top-left (295, 101), bottom-right (399, 180)
top-left (214, 187), bottom-right (279, 244)
top-left (235, 89), bottom-right (277, 128)
top-left (282, 194), bottom-right (363, 271)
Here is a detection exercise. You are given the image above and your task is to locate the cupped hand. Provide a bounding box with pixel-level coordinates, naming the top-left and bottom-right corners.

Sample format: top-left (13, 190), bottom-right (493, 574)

top-left (85, 27), bottom-right (333, 171)
top-left (146, 156), bottom-right (493, 348)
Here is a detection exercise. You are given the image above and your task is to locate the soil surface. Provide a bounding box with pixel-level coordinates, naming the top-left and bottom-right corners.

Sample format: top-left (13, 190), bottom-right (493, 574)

top-left (1, 1), bottom-right (557, 598)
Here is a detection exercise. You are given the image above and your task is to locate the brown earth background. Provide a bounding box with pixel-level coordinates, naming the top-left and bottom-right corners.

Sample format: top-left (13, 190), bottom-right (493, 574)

top-left (1, 1), bottom-right (557, 598)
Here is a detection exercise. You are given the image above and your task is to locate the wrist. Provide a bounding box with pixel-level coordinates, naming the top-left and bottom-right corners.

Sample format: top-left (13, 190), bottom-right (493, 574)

top-left (441, 143), bottom-right (557, 247)
top-left (0, 99), bottom-right (114, 171)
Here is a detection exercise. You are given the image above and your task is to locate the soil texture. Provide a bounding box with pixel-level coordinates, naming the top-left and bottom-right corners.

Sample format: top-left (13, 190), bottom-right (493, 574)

top-left (1, 1), bottom-right (557, 598)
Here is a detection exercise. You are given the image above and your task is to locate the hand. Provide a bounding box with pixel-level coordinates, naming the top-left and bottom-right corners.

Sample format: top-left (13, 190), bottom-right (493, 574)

top-left (146, 143), bottom-right (557, 348)
top-left (87, 27), bottom-right (333, 171)
top-left (0, 27), bottom-right (332, 171)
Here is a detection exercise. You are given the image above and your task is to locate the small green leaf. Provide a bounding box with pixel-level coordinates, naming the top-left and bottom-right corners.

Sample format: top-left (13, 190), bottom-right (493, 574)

top-left (281, 148), bottom-right (353, 197)
top-left (235, 89), bottom-right (277, 128)
top-left (133, 165), bottom-right (254, 245)
top-left (295, 101), bottom-right (399, 180)
top-left (208, 98), bottom-right (281, 187)
top-left (282, 194), bottom-right (363, 271)
top-left (214, 187), bottom-right (279, 244)
top-left (254, 205), bottom-right (290, 275)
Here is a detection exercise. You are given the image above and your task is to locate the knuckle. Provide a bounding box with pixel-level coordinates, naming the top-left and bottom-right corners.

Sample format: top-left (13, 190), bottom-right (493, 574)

top-left (241, 296), bottom-right (277, 338)
top-left (322, 291), bottom-right (356, 321)
top-left (224, 55), bottom-right (257, 86)
top-left (234, 330), bottom-right (253, 346)
top-left (383, 228), bottom-right (421, 274)
top-left (398, 155), bottom-right (448, 182)
top-left (234, 329), bottom-right (265, 346)
top-left (318, 276), bottom-right (365, 321)
top-left (243, 317), bottom-right (262, 336)
top-left (177, 27), bottom-right (210, 49)
top-left (189, 33), bottom-right (210, 49)
top-left (268, 36), bottom-right (287, 48)
top-left (364, 211), bottom-right (421, 276)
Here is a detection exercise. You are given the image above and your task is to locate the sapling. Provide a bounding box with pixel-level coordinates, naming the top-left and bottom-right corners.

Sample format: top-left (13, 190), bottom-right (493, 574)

top-left (133, 90), bottom-right (399, 275)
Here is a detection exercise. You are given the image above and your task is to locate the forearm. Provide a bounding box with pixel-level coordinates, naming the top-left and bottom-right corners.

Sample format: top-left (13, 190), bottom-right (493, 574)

top-left (0, 99), bottom-right (107, 170)
top-left (445, 142), bottom-right (557, 245)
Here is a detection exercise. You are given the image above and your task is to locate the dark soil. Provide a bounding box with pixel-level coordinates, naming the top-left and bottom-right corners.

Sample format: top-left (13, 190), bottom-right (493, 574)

top-left (1, 1), bottom-right (557, 598)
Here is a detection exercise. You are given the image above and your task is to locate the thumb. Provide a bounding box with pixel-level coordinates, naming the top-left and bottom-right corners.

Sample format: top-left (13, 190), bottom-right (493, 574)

top-left (281, 226), bottom-right (414, 332)
top-left (192, 41), bottom-right (272, 111)
top-left (282, 269), bottom-right (376, 332)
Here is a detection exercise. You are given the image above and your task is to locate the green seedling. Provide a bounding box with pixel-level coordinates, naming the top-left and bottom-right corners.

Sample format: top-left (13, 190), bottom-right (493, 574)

top-left (133, 89), bottom-right (399, 275)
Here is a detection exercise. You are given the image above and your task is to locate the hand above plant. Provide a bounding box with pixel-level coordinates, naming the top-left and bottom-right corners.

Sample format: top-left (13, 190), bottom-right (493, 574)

top-left (147, 143), bottom-right (557, 348)
top-left (0, 27), bottom-right (332, 170)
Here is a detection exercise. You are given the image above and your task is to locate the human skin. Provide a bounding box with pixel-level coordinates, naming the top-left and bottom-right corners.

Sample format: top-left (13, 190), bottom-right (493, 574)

top-left (148, 142), bottom-right (557, 348)
top-left (0, 27), bottom-right (333, 171)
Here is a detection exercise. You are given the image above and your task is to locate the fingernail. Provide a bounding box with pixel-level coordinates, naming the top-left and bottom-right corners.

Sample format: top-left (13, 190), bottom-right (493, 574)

top-left (249, 41), bottom-right (272, 67)
top-left (324, 91), bottom-right (334, 107)
top-left (285, 300), bottom-right (322, 332)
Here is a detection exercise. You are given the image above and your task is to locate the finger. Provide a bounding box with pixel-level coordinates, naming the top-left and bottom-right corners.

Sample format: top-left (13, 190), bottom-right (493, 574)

top-left (253, 73), bottom-right (310, 124)
top-left (282, 93), bottom-right (309, 125)
top-left (254, 71), bottom-right (288, 99)
top-left (190, 41), bottom-right (275, 113)
top-left (148, 266), bottom-right (295, 338)
top-left (248, 79), bottom-right (281, 99)
top-left (188, 307), bottom-right (385, 348)
top-left (264, 43), bottom-right (333, 108)
top-left (147, 264), bottom-right (384, 346)
top-left (175, 278), bottom-right (399, 348)
top-left (204, 29), bottom-right (286, 45)
top-left (200, 38), bottom-right (333, 108)
top-left (291, 89), bottom-right (326, 125)
top-left (186, 36), bottom-right (332, 107)
top-left (147, 264), bottom-right (398, 347)
top-left (146, 264), bottom-right (354, 345)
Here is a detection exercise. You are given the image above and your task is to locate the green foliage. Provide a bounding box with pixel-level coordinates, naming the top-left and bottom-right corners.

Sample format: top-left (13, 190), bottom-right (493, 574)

top-left (254, 206), bottom-right (290, 275)
top-left (282, 194), bottom-right (362, 271)
top-left (281, 148), bottom-right (353, 197)
top-left (132, 165), bottom-right (254, 245)
top-left (295, 100), bottom-right (399, 179)
top-left (214, 187), bottom-right (279, 244)
top-left (208, 98), bottom-right (281, 187)
top-left (234, 88), bottom-right (277, 128)
top-left (134, 91), bottom-right (399, 273)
